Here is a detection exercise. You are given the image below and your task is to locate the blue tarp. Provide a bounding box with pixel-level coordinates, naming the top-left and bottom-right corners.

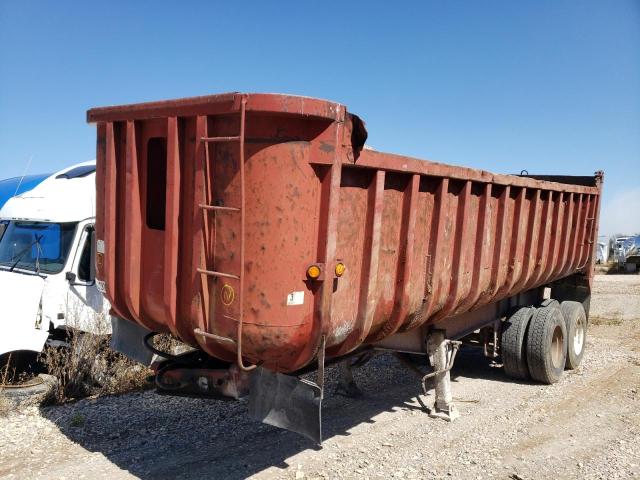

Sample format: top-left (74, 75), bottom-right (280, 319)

top-left (0, 173), bottom-right (51, 210)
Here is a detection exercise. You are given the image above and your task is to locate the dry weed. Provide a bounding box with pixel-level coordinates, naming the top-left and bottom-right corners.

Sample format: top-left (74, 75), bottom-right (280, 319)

top-left (0, 355), bottom-right (13, 416)
top-left (40, 311), bottom-right (152, 404)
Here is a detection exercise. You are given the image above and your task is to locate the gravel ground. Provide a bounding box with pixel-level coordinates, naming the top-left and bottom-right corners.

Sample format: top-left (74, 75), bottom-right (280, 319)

top-left (1, 274), bottom-right (638, 480)
top-left (590, 274), bottom-right (640, 322)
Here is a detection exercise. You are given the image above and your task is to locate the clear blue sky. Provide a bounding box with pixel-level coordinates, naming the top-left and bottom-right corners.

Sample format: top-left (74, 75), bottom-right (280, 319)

top-left (1, 1), bottom-right (638, 235)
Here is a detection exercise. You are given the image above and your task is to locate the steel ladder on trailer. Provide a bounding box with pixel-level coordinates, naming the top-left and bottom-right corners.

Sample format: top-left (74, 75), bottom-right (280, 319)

top-left (193, 97), bottom-right (255, 371)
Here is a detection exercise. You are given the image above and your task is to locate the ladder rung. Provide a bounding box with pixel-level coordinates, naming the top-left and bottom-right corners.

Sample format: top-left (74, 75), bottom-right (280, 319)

top-left (193, 328), bottom-right (236, 346)
top-left (197, 268), bottom-right (240, 280)
top-left (199, 204), bottom-right (241, 212)
top-left (201, 136), bottom-right (240, 143)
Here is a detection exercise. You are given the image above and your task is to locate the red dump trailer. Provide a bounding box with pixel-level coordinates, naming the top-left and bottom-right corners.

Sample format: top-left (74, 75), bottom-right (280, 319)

top-left (87, 93), bottom-right (602, 443)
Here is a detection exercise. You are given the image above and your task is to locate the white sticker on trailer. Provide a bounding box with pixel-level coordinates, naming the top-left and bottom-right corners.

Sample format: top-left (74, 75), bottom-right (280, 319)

top-left (96, 239), bottom-right (105, 254)
top-left (287, 291), bottom-right (304, 306)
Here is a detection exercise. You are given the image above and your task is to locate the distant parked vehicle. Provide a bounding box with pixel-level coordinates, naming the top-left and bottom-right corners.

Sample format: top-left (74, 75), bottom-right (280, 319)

top-left (596, 242), bottom-right (606, 264)
top-left (613, 235), bottom-right (630, 264)
top-left (0, 161), bottom-right (111, 359)
top-left (595, 235), bottom-right (611, 264)
top-left (622, 235), bottom-right (640, 272)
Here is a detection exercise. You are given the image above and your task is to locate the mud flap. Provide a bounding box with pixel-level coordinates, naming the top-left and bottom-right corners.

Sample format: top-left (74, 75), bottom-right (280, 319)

top-left (110, 316), bottom-right (154, 365)
top-left (249, 367), bottom-right (323, 444)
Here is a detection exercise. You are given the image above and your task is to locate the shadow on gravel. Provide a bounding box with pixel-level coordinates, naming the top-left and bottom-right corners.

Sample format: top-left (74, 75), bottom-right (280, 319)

top-left (39, 350), bottom-right (519, 479)
top-left (451, 347), bottom-right (537, 386)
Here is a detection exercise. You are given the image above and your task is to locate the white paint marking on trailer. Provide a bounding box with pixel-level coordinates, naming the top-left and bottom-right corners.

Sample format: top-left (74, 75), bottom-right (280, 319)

top-left (286, 291), bottom-right (304, 306)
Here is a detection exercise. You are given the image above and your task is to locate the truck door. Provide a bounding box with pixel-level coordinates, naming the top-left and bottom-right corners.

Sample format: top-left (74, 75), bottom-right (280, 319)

top-left (66, 223), bottom-right (109, 334)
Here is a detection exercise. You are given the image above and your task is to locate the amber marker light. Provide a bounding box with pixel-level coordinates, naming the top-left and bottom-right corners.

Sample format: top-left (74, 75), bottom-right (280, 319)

top-left (307, 264), bottom-right (322, 279)
top-left (335, 262), bottom-right (346, 277)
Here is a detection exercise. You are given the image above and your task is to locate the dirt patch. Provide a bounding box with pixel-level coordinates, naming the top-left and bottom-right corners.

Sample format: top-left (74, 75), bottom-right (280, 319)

top-left (590, 315), bottom-right (623, 326)
top-left (0, 274), bottom-right (638, 479)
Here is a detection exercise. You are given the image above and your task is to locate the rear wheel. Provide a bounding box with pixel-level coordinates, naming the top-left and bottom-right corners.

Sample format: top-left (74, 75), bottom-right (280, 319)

top-left (501, 306), bottom-right (536, 380)
top-left (526, 302), bottom-right (567, 384)
top-left (560, 301), bottom-right (587, 370)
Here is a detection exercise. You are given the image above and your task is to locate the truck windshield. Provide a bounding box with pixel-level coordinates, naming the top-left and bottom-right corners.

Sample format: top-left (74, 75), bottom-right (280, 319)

top-left (0, 221), bottom-right (77, 274)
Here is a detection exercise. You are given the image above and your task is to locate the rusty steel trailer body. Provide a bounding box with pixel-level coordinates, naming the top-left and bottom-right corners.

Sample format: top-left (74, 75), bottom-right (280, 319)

top-left (88, 92), bottom-right (603, 442)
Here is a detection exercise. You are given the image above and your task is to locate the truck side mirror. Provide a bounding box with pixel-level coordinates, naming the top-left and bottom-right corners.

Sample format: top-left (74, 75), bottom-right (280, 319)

top-left (66, 271), bottom-right (77, 283)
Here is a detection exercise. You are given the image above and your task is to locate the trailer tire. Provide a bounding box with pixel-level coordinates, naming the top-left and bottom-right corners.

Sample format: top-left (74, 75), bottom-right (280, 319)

top-left (560, 301), bottom-right (587, 370)
top-left (0, 374), bottom-right (56, 401)
top-left (501, 306), bottom-right (535, 380)
top-left (526, 303), bottom-right (567, 384)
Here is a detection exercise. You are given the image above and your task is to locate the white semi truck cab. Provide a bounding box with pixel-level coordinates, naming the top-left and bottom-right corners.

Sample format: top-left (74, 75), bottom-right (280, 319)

top-left (0, 161), bottom-right (110, 357)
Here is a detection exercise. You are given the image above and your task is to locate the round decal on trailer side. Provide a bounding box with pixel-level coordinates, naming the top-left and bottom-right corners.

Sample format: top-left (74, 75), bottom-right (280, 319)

top-left (221, 284), bottom-right (235, 306)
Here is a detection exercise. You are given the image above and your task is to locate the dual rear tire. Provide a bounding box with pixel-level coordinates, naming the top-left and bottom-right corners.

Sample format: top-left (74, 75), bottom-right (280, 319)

top-left (526, 300), bottom-right (567, 384)
top-left (501, 306), bottom-right (535, 380)
top-left (502, 299), bottom-right (587, 384)
top-left (560, 301), bottom-right (587, 370)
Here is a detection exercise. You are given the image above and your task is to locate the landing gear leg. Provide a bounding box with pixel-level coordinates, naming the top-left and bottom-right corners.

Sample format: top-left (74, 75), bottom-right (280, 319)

top-left (425, 329), bottom-right (460, 422)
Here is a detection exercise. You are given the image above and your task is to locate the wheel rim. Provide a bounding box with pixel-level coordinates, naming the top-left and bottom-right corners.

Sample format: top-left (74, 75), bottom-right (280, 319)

top-left (573, 318), bottom-right (585, 355)
top-left (551, 325), bottom-right (564, 369)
